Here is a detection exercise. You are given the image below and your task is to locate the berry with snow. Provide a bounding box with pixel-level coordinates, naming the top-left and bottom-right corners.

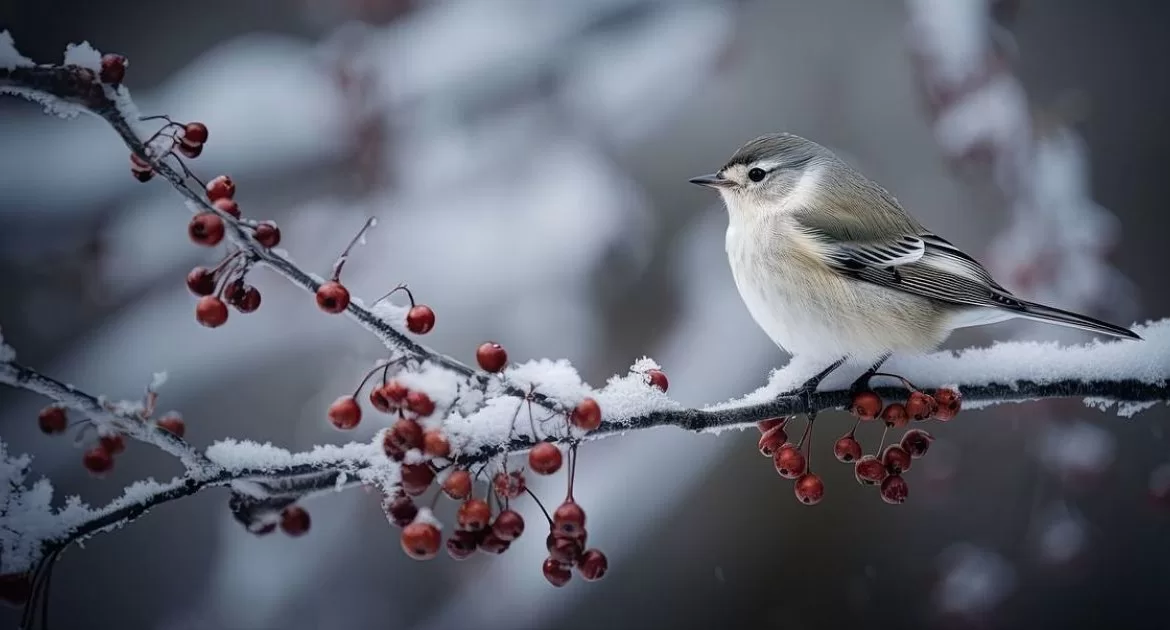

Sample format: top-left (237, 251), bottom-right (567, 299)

top-left (327, 396), bottom-right (361, 430)
top-left (833, 434), bottom-right (862, 463)
top-left (157, 414), bottom-right (186, 438)
top-left (854, 454), bottom-right (887, 485)
top-left (758, 425), bottom-right (788, 457)
top-left (280, 506), bottom-right (311, 536)
top-left (849, 391), bottom-right (883, 421)
top-left (773, 443), bottom-right (807, 479)
top-left (543, 557), bottom-right (573, 587)
top-left (406, 305), bottom-right (435, 334)
top-left (881, 403), bottom-right (910, 428)
top-left (479, 532), bottom-right (511, 555)
top-left (457, 499), bottom-right (492, 531)
top-left (195, 296), bottom-right (229, 328)
top-left (316, 281), bottom-right (350, 314)
top-left (442, 470), bottom-right (472, 500)
top-left (401, 522), bottom-right (441, 560)
top-left (933, 387), bottom-right (962, 420)
top-left (570, 398), bottom-right (602, 432)
top-left (493, 470), bottom-right (526, 500)
top-left (446, 530), bottom-right (478, 560)
top-left (177, 142), bottom-right (203, 159)
top-left (882, 444), bottom-right (912, 474)
top-left (423, 430), bottom-right (451, 458)
top-left (400, 463), bottom-right (435, 496)
top-left (99, 433), bottom-right (126, 455)
top-left (547, 533), bottom-right (584, 565)
top-left (900, 429), bottom-right (934, 458)
top-left (646, 369), bottom-right (669, 392)
top-left (186, 267), bottom-right (216, 296)
top-left (188, 213), bottom-right (225, 247)
top-left (37, 406), bottom-right (67, 435)
top-left (528, 442), bottom-right (563, 475)
top-left (254, 222), bottom-right (281, 248)
top-left (880, 474), bottom-right (909, 504)
top-left (794, 473), bottom-right (825, 505)
top-left (99, 53), bottom-right (127, 84)
top-left (83, 445), bottom-right (114, 475)
top-left (383, 494), bottom-right (418, 527)
top-left (905, 391), bottom-right (937, 421)
top-left (553, 500), bottom-right (586, 538)
top-left (476, 342), bottom-right (508, 373)
top-left (384, 419), bottom-right (423, 459)
top-left (577, 549), bottom-right (609, 581)
top-left (206, 175), bottom-right (235, 201)
top-left (492, 509), bottom-right (525, 541)
top-left (405, 391), bottom-right (435, 417)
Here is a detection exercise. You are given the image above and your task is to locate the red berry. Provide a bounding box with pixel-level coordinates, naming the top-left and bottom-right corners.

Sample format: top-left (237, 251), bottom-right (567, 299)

top-left (206, 175), bottom-right (235, 201)
top-left (446, 530), bottom-right (478, 560)
top-left (933, 387), bottom-right (962, 421)
top-left (83, 446), bottom-right (114, 475)
top-left (254, 222), bottom-right (281, 248)
top-left (279, 505), bottom-right (311, 536)
top-left (543, 557), bottom-right (573, 587)
top-left (234, 286), bottom-right (261, 313)
top-left (900, 429), bottom-right (934, 458)
top-left (849, 391), bottom-right (883, 421)
top-left (37, 406), bottom-right (67, 435)
top-left (758, 425), bottom-right (788, 457)
top-left (405, 305), bottom-right (435, 334)
top-left (442, 470), bottom-right (472, 500)
top-left (186, 267), bottom-right (216, 296)
top-left (99, 53), bottom-right (127, 84)
top-left (476, 342), bottom-right (508, 373)
top-left (99, 433), bottom-right (126, 454)
top-left (316, 281), bottom-right (350, 314)
top-left (794, 472), bottom-right (825, 505)
top-left (327, 396), bottom-right (361, 430)
top-left (882, 444), bottom-right (912, 474)
top-left (906, 391), bottom-right (937, 421)
top-left (212, 197), bottom-right (241, 218)
top-left (547, 533), bottom-right (584, 565)
top-left (382, 494), bottom-right (418, 527)
top-left (881, 403), bottom-right (910, 428)
top-left (570, 398), bottom-right (602, 432)
top-left (223, 279), bottom-right (246, 305)
top-left (401, 522), bottom-right (441, 560)
top-left (423, 430), bottom-right (451, 458)
top-left (400, 463), bottom-right (435, 496)
top-left (182, 122), bottom-right (208, 146)
top-left (131, 168), bottom-right (154, 183)
top-left (188, 212), bottom-right (224, 246)
top-left (646, 369), bottom-right (669, 392)
top-left (880, 474), bottom-right (909, 504)
top-left (833, 434), bottom-right (862, 463)
top-left (492, 509), bottom-right (525, 541)
top-left (153, 414), bottom-right (184, 438)
top-left (369, 386), bottom-right (392, 412)
top-left (383, 380), bottom-right (409, 403)
top-left (177, 142), bottom-right (203, 159)
top-left (478, 531), bottom-right (511, 555)
top-left (492, 470), bottom-right (526, 500)
top-left (195, 296), bottom-right (229, 328)
top-left (405, 391), bottom-right (435, 417)
top-left (773, 443), bottom-right (807, 479)
top-left (457, 498), bottom-right (492, 531)
top-left (757, 417), bottom-right (788, 433)
top-left (384, 419), bottom-right (424, 460)
top-left (854, 455), bottom-right (888, 485)
top-left (553, 500), bottom-right (586, 538)
top-left (528, 442), bottom-right (563, 475)
top-left (0, 573), bottom-right (32, 608)
top-left (577, 548), bottom-right (609, 581)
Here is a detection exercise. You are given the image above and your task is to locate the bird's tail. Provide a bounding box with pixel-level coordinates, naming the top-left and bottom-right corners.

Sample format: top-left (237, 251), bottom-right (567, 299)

top-left (1014, 299), bottom-right (1142, 340)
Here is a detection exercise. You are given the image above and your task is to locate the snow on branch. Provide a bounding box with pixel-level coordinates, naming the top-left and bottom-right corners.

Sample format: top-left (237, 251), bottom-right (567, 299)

top-left (0, 31), bottom-right (1167, 612)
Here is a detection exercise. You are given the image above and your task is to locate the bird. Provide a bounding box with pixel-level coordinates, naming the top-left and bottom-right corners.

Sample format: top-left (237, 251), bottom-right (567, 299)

top-left (689, 132), bottom-right (1141, 401)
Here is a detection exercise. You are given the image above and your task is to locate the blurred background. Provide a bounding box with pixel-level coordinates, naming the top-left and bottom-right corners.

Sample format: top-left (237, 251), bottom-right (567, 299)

top-left (1, 0), bottom-right (1169, 628)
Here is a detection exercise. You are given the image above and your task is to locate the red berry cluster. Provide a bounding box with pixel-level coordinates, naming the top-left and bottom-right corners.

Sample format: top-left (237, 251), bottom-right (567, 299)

top-left (36, 403), bottom-right (187, 477)
top-left (128, 118), bottom-right (215, 182)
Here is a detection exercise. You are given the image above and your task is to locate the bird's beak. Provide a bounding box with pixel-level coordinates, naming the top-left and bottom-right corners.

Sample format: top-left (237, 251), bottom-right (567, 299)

top-left (688, 173), bottom-right (732, 189)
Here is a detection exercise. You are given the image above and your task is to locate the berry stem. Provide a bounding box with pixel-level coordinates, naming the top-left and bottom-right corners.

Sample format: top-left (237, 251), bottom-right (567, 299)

top-left (876, 425), bottom-right (890, 453)
top-left (524, 486), bottom-right (553, 525)
top-left (870, 372), bottom-right (919, 392)
top-left (350, 362), bottom-right (395, 399)
top-left (371, 283), bottom-right (417, 309)
top-left (330, 217), bottom-right (377, 282)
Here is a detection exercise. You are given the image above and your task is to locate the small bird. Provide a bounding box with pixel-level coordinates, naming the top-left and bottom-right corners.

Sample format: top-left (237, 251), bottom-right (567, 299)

top-left (690, 132), bottom-right (1140, 397)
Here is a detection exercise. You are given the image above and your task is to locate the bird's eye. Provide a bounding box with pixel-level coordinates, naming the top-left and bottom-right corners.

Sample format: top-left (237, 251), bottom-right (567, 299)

top-left (747, 168), bottom-right (766, 182)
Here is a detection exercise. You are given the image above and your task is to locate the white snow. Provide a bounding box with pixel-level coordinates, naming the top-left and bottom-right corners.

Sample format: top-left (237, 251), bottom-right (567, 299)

top-left (149, 371), bottom-right (168, 391)
top-left (206, 438), bottom-right (382, 472)
top-left (0, 30), bottom-right (33, 69)
top-left (0, 326), bottom-right (15, 362)
top-left (62, 41), bottom-right (102, 72)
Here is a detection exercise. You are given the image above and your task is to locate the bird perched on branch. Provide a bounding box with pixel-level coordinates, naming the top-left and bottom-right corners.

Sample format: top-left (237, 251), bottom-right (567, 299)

top-left (690, 132), bottom-right (1141, 400)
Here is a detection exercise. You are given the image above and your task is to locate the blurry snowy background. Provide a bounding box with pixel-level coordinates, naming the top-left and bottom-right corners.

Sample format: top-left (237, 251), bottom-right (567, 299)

top-left (2, 0), bottom-right (1169, 628)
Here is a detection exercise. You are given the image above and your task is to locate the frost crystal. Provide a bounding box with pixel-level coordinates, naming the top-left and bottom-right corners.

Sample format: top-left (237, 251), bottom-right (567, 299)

top-left (62, 41), bottom-right (102, 72)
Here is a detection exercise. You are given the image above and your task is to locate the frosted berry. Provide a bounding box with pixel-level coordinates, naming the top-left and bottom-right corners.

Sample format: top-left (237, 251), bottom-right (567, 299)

top-left (881, 403), bottom-right (910, 428)
top-left (384, 419), bottom-right (424, 458)
top-left (328, 396), bottom-right (361, 430)
top-left (401, 522), bottom-right (441, 560)
top-left (577, 548), bottom-right (609, 581)
top-left (182, 122), bottom-right (208, 146)
top-left (933, 388), bottom-right (962, 421)
top-left (833, 434), bottom-right (863, 463)
top-left (493, 470), bottom-right (526, 500)
top-left (188, 213), bottom-right (225, 246)
top-left (547, 534), bottom-right (584, 565)
top-left (646, 368), bottom-right (669, 392)
top-left (37, 406), bottom-right (67, 435)
top-left (234, 286), bottom-right (261, 313)
top-left (254, 222), bottom-right (281, 248)
top-left (400, 463), bottom-right (435, 496)
top-left (405, 305), bottom-right (435, 334)
top-left (383, 380), bottom-right (409, 403)
top-left (553, 500), bottom-right (586, 538)
top-left (757, 417), bottom-right (788, 433)
top-left (457, 498), bottom-right (492, 531)
top-left (99, 433), bottom-right (126, 455)
top-left (369, 387), bottom-right (392, 413)
top-left (223, 279), bottom-right (246, 305)
top-left (906, 391), bottom-right (937, 421)
top-left (212, 197), bottom-right (241, 218)
top-left (854, 454), bottom-right (887, 485)
top-left (315, 281), bottom-right (350, 314)
top-left (83, 446), bottom-right (114, 475)
top-left (383, 494), bottom-right (418, 527)
top-left (880, 474), bottom-right (909, 504)
top-left (157, 414), bottom-right (187, 437)
top-left (543, 557), bottom-right (573, 587)
top-left (794, 473), bottom-right (825, 505)
top-left (446, 530), bottom-right (478, 560)
top-left (570, 398), bottom-right (602, 432)
top-left (479, 531), bottom-right (511, 555)
top-left (405, 391), bottom-right (435, 417)
top-left (195, 296), bottom-right (229, 328)
top-left (882, 444), bottom-right (912, 474)
top-left (528, 442), bottom-right (563, 475)
top-left (849, 391), bottom-right (883, 421)
top-left (280, 505), bottom-right (311, 536)
top-left (773, 443), bottom-right (807, 479)
top-left (476, 342), bottom-right (508, 373)
top-left (442, 470), bottom-right (472, 500)
top-left (758, 425), bottom-right (788, 457)
top-left (423, 430), bottom-right (451, 458)
top-left (206, 175), bottom-right (235, 201)
top-left (493, 509), bottom-right (525, 541)
top-left (186, 267), bottom-right (216, 296)
top-left (900, 429), bottom-right (934, 458)
top-left (177, 142), bottom-right (203, 159)
top-left (99, 53), bottom-right (127, 84)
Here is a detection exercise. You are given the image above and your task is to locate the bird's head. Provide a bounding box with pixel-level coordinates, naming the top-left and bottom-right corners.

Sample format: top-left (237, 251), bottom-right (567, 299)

top-left (689, 132), bottom-right (828, 220)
